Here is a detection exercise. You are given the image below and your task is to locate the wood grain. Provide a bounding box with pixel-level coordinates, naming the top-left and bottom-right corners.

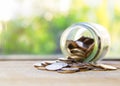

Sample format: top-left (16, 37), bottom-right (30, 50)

top-left (0, 60), bottom-right (119, 86)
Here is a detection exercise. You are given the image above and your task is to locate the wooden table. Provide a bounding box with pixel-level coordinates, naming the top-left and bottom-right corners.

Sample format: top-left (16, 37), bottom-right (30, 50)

top-left (0, 58), bottom-right (120, 86)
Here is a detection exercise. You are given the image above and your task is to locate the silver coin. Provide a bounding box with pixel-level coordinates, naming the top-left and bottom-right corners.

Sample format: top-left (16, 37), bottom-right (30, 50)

top-left (61, 67), bottom-right (79, 71)
top-left (33, 63), bottom-right (46, 70)
top-left (58, 58), bottom-right (71, 61)
top-left (75, 41), bottom-right (88, 50)
top-left (33, 63), bottom-right (45, 67)
top-left (45, 62), bottom-right (68, 71)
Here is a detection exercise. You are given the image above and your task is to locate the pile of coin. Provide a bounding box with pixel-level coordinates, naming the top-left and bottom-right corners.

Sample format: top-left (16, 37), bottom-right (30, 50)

top-left (33, 57), bottom-right (117, 73)
top-left (66, 36), bottom-right (95, 61)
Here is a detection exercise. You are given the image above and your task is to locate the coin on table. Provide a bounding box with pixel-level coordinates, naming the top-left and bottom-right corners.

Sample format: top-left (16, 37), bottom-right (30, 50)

top-left (58, 58), bottom-right (73, 63)
top-left (33, 63), bottom-right (46, 70)
top-left (92, 67), bottom-right (104, 71)
top-left (39, 61), bottom-right (49, 66)
top-left (69, 63), bottom-right (87, 69)
top-left (98, 64), bottom-right (117, 70)
top-left (58, 67), bottom-right (79, 73)
top-left (58, 58), bottom-right (72, 61)
top-left (33, 63), bottom-right (45, 67)
top-left (91, 63), bottom-right (117, 70)
top-left (44, 61), bottom-right (57, 65)
top-left (45, 62), bottom-right (68, 71)
top-left (36, 66), bottom-right (46, 70)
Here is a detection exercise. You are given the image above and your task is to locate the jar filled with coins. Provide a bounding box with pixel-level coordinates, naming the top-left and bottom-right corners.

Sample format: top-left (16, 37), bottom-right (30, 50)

top-left (34, 22), bottom-right (117, 74)
top-left (60, 22), bottom-right (111, 63)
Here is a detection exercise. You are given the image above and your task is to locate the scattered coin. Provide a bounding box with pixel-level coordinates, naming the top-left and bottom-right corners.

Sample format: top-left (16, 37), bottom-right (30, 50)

top-left (45, 62), bottom-right (68, 71)
top-left (36, 66), bottom-right (46, 70)
top-left (95, 64), bottom-right (117, 70)
top-left (34, 59), bottom-right (117, 73)
top-left (44, 61), bottom-right (56, 65)
top-left (92, 67), bottom-right (104, 71)
top-left (33, 63), bottom-right (46, 70)
top-left (33, 35), bottom-right (117, 73)
top-left (33, 63), bottom-right (45, 67)
top-left (58, 68), bottom-right (79, 73)
top-left (58, 58), bottom-right (74, 63)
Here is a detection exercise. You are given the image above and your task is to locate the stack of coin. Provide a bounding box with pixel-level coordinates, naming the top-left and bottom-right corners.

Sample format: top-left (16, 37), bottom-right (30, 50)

top-left (66, 36), bottom-right (95, 61)
top-left (33, 57), bottom-right (117, 74)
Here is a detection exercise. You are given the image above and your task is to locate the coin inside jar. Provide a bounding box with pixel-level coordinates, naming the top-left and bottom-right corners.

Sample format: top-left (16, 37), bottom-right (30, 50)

top-left (65, 36), bottom-right (95, 62)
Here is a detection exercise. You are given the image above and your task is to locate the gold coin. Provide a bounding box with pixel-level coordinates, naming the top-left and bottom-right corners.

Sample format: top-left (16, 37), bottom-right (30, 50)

top-left (33, 63), bottom-right (46, 70)
top-left (58, 68), bottom-right (79, 73)
top-left (36, 66), bottom-right (46, 70)
top-left (91, 63), bottom-right (117, 70)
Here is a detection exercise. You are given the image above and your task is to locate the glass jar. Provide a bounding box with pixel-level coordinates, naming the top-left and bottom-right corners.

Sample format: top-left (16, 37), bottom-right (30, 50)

top-left (60, 22), bottom-right (111, 63)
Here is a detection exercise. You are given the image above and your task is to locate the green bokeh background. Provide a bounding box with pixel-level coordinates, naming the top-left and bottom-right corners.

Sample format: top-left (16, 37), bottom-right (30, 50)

top-left (0, 0), bottom-right (120, 57)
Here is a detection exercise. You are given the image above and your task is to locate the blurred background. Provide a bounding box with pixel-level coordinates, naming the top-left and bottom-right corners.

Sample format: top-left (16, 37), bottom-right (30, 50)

top-left (0, 0), bottom-right (120, 58)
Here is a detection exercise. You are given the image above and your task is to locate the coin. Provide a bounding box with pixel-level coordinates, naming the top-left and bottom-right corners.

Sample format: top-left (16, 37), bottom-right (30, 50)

top-left (97, 64), bottom-right (117, 70)
top-left (33, 63), bottom-right (45, 67)
top-left (70, 48), bottom-right (85, 55)
top-left (66, 40), bottom-right (78, 49)
top-left (69, 56), bottom-right (85, 62)
top-left (72, 52), bottom-right (85, 57)
top-left (83, 37), bottom-right (94, 46)
top-left (92, 67), bottom-right (104, 71)
top-left (75, 41), bottom-right (88, 51)
top-left (34, 61), bottom-right (117, 73)
top-left (45, 62), bottom-right (68, 71)
top-left (41, 61), bottom-right (49, 66)
top-left (33, 63), bottom-right (46, 70)
top-left (66, 36), bottom-right (96, 62)
top-left (91, 63), bottom-right (117, 70)
top-left (36, 66), bottom-right (46, 70)
top-left (85, 43), bottom-right (94, 54)
top-left (58, 58), bottom-right (73, 63)
top-left (44, 61), bottom-right (57, 65)
top-left (69, 63), bottom-right (87, 69)
top-left (58, 68), bottom-right (79, 73)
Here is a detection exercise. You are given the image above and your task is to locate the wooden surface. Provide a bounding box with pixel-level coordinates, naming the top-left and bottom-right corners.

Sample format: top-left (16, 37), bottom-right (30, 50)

top-left (0, 60), bottom-right (120, 86)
